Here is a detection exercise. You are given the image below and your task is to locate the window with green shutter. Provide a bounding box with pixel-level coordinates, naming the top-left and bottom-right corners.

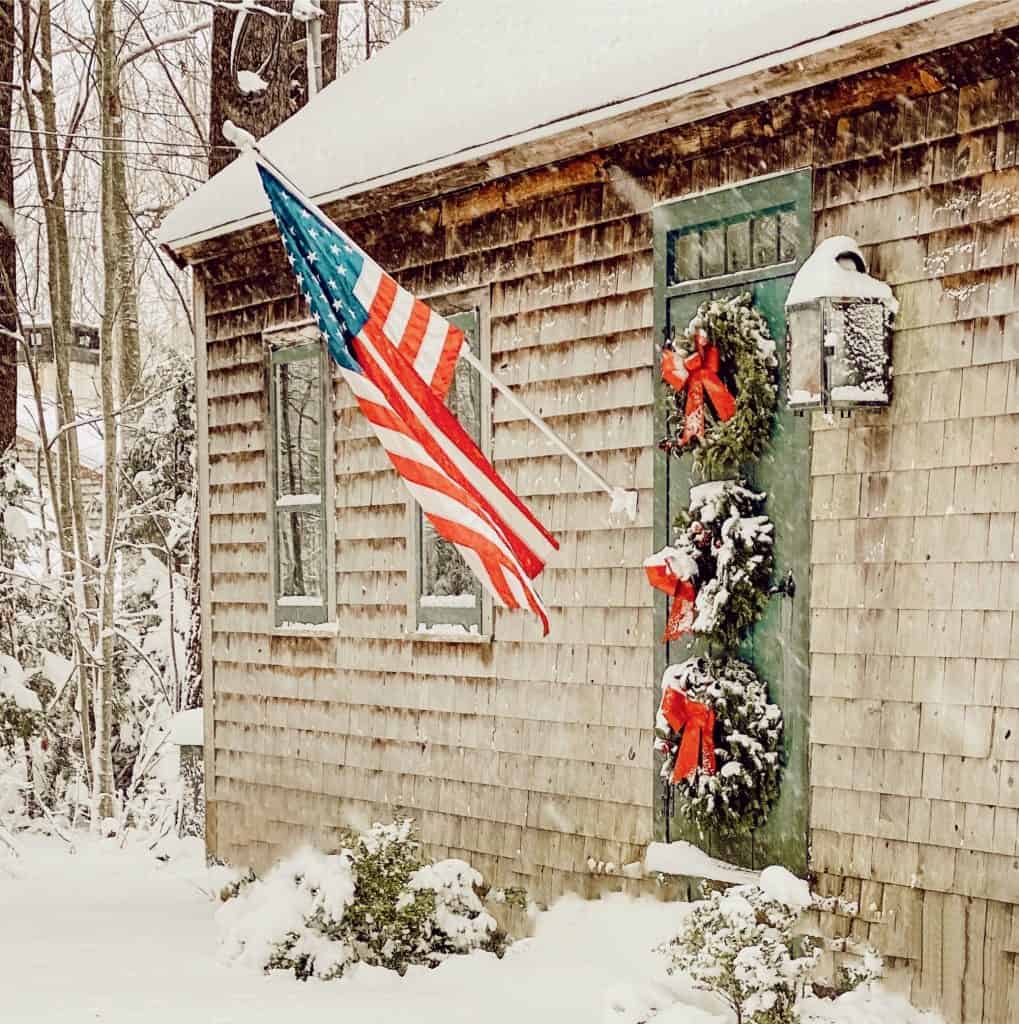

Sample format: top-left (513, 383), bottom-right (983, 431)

top-left (266, 325), bottom-right (334, 627)
top-left (412, 307), bottom-right (489, 636)
top-left (653, 171), bottom-right (813, 873)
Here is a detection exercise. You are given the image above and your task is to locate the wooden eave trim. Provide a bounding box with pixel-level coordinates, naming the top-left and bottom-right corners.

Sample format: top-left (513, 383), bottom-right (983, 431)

top-left (166, 0), bottom-right (1019, 267)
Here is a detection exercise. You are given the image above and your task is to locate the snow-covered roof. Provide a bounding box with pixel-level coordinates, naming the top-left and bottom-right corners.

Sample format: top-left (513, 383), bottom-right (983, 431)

top-left (160, 0), bottom-right (981, 253)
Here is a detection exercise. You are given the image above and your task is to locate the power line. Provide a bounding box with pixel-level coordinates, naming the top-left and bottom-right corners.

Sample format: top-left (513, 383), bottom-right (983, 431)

top-left (9, 125), bottom-right (227, 151)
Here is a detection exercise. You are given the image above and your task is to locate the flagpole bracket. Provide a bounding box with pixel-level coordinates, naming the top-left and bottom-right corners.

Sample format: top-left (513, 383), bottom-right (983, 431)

top-left (769, 569), bottom-right (796, 599)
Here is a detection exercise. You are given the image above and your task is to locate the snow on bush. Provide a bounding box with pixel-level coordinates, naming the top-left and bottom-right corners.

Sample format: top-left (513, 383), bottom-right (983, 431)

top-left (218, 820), bottom-right (505, 980)
top-left (659, 882), bottom-right (819, 1024)
top-left (218, 846), bottom-right (357, 980)
top-left (658, 870), bottom-right (888, 1024)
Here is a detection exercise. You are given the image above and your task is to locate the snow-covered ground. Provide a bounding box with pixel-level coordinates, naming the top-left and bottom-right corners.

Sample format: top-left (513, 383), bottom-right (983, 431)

top-left (0, 832), bottom-right (940, 1024)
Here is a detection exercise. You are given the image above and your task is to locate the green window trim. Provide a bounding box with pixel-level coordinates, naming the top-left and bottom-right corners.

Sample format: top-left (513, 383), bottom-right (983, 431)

top-left (411, 306), bottom-right (491, 637)
top-left (653, 170), bottom-right (813, 874)
top-left (266, 326), bottom-right (335, 627)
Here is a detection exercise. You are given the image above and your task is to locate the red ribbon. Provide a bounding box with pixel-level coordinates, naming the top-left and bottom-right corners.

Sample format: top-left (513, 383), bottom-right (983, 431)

top-left (662, 330), bottom-right (737, 445)
top-left (660, 688), bottom-right (717, 783)
top-left (644, 552), bottom-right (696, 643)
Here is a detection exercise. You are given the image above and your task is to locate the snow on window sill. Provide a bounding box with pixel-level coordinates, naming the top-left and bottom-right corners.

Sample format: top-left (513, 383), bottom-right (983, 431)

top-left (271, 621), bottom-right (340, 639)
top-left (410, 628), bottom-right (491, 645)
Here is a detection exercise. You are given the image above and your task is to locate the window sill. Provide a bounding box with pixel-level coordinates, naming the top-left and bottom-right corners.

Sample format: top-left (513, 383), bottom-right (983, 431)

top-left (271, 622), bottom-right (340, 639)
top-left (410, 630), bottom-right (492, 645)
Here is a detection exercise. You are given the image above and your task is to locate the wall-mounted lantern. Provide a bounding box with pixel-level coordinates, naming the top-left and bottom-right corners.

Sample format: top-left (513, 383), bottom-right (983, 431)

top-left (784, 236), bottom-right (898, 415)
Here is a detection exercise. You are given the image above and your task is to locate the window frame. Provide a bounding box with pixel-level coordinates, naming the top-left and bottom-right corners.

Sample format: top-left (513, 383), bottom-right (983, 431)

top-left (406, 288), bottom-right (493, 641)
top-left (265, 321), bottom-right (336, 629)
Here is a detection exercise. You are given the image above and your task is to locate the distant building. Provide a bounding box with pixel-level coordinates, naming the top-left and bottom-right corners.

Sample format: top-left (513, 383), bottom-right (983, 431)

top-left (15, 322), bottom-right (104, 518)
top-left (16, 322), bottom-right (101, 413)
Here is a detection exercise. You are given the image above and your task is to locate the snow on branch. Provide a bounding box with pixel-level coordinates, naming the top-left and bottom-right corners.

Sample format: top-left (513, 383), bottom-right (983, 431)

top-left (119, 19), bottom-right (212, 70)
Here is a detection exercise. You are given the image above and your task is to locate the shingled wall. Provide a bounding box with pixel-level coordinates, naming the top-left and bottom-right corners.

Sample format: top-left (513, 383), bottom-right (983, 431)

top-left (805, 68), bottom-right (1019, 1021)
top-left (190, 28), bottom-right (1019, 1021)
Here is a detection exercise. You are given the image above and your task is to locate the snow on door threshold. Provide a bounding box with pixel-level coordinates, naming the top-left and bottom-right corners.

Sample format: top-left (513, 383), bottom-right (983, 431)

top-left (644, 840), bottom-right (760, 886)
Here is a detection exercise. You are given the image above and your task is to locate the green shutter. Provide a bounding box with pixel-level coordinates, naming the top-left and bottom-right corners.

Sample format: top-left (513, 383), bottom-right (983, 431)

top-left (653, 171), bottom-right (813, 873)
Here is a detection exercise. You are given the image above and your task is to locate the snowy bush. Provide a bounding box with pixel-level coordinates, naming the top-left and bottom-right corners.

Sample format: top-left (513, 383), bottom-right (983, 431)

top-left (659, 870), bottom-right (887, 1024)
top-left (218, 846), bottom-right (357, 980)
top-left (659, 881), bottom-right (819, 1024)
top-left (218, 820), bottom-right (506, 980)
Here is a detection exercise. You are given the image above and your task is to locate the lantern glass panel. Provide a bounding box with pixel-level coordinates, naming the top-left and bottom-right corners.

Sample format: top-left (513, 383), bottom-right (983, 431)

top-left (830, 298), bottom-right (892, 407)
top-left (786, 302), bottom-right (823, 408)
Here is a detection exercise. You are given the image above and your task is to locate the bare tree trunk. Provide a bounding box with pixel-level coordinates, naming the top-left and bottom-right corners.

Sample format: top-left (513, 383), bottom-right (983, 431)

top-left (113, 153), bottom-right (140, 412)
top-left (20, 0), bottom-right (97, 785)
top-left (94, 0), bottom-right (120, 822)
top-left (207, 1), bottom-right (338, 176)
top-left (0, 0), bottom-right (14, 455)
top-left (108, 5), bottom-right (140, 413)
top-left (403, 0), bottom-right (411, 31)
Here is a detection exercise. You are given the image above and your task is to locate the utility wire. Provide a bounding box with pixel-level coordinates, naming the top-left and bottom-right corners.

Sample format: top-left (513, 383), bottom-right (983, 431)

top-left (9, 125), bottom-right (229, 151)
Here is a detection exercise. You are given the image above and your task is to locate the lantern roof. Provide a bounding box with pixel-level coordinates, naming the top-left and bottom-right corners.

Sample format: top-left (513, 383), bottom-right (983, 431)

top-left (785, 236), bottom-right (899, 310)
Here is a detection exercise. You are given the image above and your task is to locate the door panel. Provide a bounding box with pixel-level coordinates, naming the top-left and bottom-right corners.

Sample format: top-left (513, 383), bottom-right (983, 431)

top-left (652, 172), bottom-right (812, 873)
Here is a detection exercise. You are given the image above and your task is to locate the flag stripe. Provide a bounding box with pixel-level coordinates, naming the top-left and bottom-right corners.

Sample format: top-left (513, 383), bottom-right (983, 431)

top-left (425, 323), bottom-right (464, 400)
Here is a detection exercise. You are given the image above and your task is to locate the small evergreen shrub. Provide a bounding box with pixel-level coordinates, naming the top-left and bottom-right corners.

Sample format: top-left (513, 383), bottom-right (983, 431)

top-left (218, 819), bottom-right (508, 980)
top-left (659, 875), bottom-right (884, 1024)
top-left (659, 883), bottom-right (819, 1024)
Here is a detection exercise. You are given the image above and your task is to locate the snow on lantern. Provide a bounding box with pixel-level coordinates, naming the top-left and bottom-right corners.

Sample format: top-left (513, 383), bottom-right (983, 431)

top-left (784, 236), bottom-right (897, 414)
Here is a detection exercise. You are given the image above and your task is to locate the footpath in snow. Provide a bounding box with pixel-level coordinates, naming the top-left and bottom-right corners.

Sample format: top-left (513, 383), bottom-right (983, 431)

top-left (0, 832), bottom-right (940, 1024)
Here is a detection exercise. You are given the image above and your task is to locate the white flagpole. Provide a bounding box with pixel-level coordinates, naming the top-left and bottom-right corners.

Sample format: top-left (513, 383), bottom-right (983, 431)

top-left (457, 346), bottom-right (636, 517)
top-left (224, 123), bottom-right (639, 521)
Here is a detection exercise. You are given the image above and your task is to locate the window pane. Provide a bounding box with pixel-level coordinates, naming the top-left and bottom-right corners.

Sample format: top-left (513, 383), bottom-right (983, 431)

top-left (421, 518), bottom-right (482, 608)
top-left (778, 210), bottom-right (800, 263)
top-left (447, 349), bottom-right (481, 444)
top-left (726, 219), bottom-right (751, 273)
top-left (275, 353), bottom-right (321, 497)
top-left (671, 232), bottom-right (700, 284)
top-left (701, 226), bottom-right (725, 277)
top-left (751, 215), bottom-right (778, 268)
top-left (276, 508), bottom-right (323, 600)
top-left (417, 310), bottom-right (484, 629)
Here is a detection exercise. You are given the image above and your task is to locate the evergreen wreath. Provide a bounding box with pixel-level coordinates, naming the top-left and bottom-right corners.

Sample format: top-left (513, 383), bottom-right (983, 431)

top-left (660, 292), bottom-right (778, 477)
top-left (673, 479), bottom-right (773, 651)
top-left (656, 655), bottom-right (784, 840)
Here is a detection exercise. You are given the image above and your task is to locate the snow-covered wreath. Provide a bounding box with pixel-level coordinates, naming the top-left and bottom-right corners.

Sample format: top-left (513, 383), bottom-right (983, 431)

top-left (659, 292), bottom-right (778, 476)
top-left (656, 655), bottom-right (784, 839)
top-left (645, 480), bottom-right (773, 650)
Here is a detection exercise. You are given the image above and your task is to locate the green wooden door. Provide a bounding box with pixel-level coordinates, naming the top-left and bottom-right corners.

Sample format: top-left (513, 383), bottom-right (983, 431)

top-left (652, 172), bottom-right (813, 874)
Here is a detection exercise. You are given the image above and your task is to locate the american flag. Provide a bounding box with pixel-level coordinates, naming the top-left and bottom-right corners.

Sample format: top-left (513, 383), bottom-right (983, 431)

top-left (257, 164), bottom-right (559, 634)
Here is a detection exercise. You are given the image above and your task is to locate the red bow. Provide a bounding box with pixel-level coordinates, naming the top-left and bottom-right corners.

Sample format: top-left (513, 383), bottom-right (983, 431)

top-left (644, 549), bottom-right (696, 643)
top-left (662, 330), bottom-right (737, 445)
top-left (660, 688), bottom-right (716, 783)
